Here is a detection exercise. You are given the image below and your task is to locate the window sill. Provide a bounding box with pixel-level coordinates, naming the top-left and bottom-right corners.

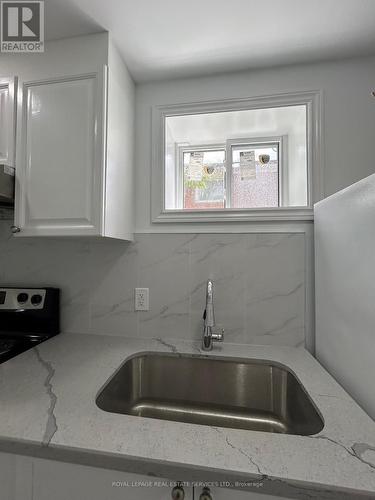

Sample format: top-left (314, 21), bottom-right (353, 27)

top-left (152, 207), bottom-right (314, 223)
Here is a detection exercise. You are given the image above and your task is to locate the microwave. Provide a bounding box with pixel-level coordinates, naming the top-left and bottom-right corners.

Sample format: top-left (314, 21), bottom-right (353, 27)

top-left (0, 165), bottom-right (15, 205)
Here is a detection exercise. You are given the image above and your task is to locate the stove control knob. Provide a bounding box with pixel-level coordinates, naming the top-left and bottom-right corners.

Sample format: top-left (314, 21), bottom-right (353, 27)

top-left (17, 292), bottom-right (28, 304)
top-left (31, 294), bottom-right (43, 306)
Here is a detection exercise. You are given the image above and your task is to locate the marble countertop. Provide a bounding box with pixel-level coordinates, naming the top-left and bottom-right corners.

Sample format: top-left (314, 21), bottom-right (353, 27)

top-left (0, 333), bottom-right (374, 500)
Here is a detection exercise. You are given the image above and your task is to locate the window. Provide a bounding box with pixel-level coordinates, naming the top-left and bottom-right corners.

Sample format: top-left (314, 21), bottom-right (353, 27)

top-left (178, 138), bottom-right (283, 210)
top-left (152, 92), bottom-right (322, 222)
top-left (181, 147), bottom-right (226, 209)
top-left (230, 140), bottom-right (280, 209)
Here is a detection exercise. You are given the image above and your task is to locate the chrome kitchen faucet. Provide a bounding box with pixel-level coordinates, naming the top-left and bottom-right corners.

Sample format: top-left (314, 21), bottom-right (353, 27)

top-left (202, 279), bottom-right (224, 351)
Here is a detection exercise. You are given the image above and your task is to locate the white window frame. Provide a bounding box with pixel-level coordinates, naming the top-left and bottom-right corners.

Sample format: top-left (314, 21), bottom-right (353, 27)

top-left (177, 144), bottom-right (226, 209)
top-left (177, 137), bottom-right (286, 210)
top-left (151, 91), bottom-right (323, 223)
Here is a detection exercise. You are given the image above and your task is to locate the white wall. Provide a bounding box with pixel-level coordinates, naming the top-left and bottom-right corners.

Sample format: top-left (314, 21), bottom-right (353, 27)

top-left (315, 173), bottom-right (375, 419)
top-left (135, 55), bottom-right (375, 233)
top-left (0, 32), bottom-right (108, 79)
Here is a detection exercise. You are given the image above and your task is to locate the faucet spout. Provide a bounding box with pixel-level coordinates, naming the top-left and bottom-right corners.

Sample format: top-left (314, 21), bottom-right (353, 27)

top-left (202, 280), bottom-right (224, 351)
top-left (204, 280), bottom-right (215, 327)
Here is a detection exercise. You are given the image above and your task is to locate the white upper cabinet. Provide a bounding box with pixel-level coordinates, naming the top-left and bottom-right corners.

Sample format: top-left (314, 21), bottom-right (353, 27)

top-left (0, 77), bottom-right (17, 167)
top-left (11, 33), bottom-right (134, 240)
top-left (15, 70), bottom-right (106, 237)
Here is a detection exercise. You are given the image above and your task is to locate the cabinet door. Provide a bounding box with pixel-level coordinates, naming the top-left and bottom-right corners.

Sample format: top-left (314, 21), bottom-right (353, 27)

top-left (201, 485), bottom-right (292, 500)
top-left (0, 77), bottom-right (17, 167)
top-left (32, 458), bottom-right (193, 500)
top-left (14, 69), bottom-right (107, 236)
top-left (0, 452), bottom-right (33, 500)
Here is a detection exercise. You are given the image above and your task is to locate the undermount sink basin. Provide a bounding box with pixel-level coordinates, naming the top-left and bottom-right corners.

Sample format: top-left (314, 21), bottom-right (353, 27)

top-left (96, 353), bottom-right (324, 436)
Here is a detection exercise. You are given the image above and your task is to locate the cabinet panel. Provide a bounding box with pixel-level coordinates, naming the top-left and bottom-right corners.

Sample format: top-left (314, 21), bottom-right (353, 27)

top-left (0, 451), bottom-right (16, 500)
top-left (15, 70), bottom-right (106, 236)
top-left (206, 485), bottom-right (291, 499)
top-left (26, 79), bottom-right (94, 221)
top-left (0, 452), bottom-right (33, 500)
top-left (0, 77), bottom-right (17, 167)
top-left (32, 459), bottom-right (193, 500)
top-left (0, 451), bottom-right (291, 500)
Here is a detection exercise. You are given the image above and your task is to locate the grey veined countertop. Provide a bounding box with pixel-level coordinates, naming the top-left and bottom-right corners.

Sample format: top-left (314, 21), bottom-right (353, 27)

top-left (0, 333), bottom-right (374, 500)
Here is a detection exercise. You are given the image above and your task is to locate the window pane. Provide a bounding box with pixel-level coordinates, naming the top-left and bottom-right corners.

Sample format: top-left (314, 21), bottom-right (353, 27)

top-left (183, 150), bottom-right (225, 209)
top-left (231, 144), bottom-right (279, 208)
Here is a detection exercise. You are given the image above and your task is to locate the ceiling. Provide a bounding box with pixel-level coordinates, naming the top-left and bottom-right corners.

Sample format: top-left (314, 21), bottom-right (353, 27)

top-left (45, 0), bottom-right (375, 82)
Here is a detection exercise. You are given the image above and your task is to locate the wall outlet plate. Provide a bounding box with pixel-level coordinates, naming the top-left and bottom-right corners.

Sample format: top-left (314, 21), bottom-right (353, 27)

top-left (135, 288), bottom-right (149, 311)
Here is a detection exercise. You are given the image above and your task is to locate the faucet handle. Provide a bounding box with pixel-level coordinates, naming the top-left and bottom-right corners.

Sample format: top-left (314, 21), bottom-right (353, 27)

top-left (211, 329), bottom-right (224, 342)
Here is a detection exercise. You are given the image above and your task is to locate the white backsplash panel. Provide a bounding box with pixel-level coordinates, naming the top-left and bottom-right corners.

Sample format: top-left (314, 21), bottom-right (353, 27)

top-left (0, 222), bottom-right (306, 347)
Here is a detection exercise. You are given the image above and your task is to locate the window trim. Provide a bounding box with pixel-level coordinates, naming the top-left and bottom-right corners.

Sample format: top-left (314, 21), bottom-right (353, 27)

top-left (151, 90), bottom-right (323, 223)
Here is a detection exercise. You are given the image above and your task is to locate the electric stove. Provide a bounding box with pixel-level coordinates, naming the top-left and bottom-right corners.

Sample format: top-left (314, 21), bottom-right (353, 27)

top-left (0, 287), bottom-right (60, 363)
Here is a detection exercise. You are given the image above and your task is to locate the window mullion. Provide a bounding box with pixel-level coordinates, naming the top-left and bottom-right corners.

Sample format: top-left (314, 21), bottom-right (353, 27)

top-left (176, 145), bottom-right (184, 209)
top-left (225, 141), bottom-right (232, 209)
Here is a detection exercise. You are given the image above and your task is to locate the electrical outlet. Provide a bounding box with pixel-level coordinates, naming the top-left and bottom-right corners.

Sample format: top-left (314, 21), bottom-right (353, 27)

top-left (135, 288), bottom-right (149, 311)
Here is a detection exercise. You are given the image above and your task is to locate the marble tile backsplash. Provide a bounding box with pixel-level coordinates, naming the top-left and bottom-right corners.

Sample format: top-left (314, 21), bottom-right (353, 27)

top-left (0, 221), bottom-right (306, 347)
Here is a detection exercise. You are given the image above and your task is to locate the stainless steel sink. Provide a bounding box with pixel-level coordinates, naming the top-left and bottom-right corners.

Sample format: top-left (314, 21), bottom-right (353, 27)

top-left (96, 353), bottom-right (324, 436)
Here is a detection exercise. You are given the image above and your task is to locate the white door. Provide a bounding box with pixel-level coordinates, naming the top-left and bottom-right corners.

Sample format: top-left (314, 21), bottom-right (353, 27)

top-left (0, 77), bottom-right (17, 167)
top-left (14, 68), bottom-right (107, 237)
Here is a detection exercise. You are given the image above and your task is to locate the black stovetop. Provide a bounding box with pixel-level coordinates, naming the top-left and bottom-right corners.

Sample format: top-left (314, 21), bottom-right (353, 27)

top-left (0, 287), bottom-right (60, 364)
top-left (0, 336), bottom-right (47, 363)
